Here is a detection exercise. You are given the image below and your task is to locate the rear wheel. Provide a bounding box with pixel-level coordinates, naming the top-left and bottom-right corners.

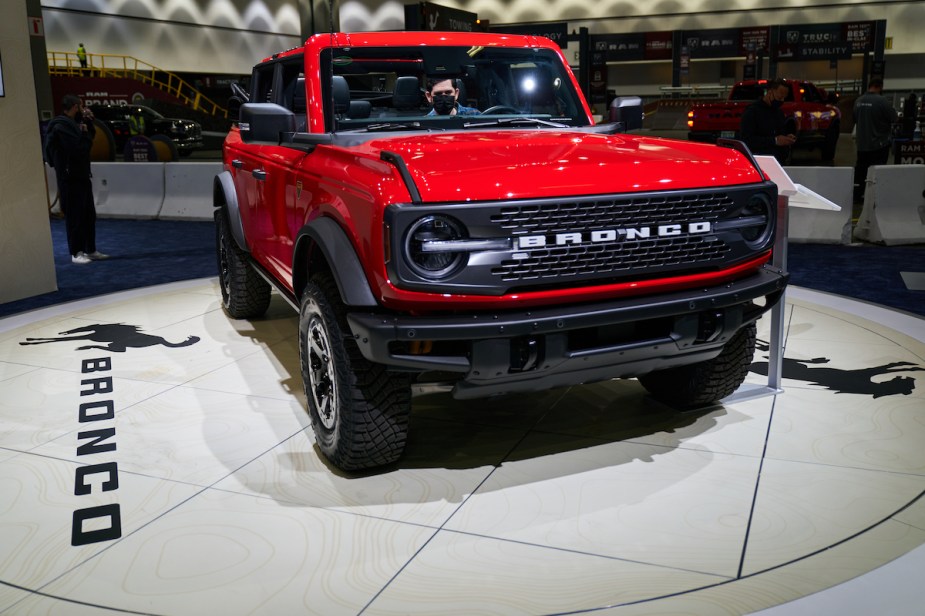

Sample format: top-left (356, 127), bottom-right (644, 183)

top-left (300, 274), bottom-right (411, 471)
top-left (638, 322), bottom-right (757, 408)
top-left (215, 208), bottom-right (271, 318)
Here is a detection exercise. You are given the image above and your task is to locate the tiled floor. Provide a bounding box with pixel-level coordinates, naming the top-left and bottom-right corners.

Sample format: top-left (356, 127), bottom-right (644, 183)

top-left (0, 280), bottom-right (923, 615)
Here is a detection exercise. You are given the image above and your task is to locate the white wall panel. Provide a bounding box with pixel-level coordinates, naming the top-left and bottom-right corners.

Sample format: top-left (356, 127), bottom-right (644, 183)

top-left (41, 0), bottom-right (302, 74)
top-left (0, 1), bottom-right (58, 305)
top-left (38, 0), bottom-right (925, 76)
top-left (41, 0), bottom-right (299, 33)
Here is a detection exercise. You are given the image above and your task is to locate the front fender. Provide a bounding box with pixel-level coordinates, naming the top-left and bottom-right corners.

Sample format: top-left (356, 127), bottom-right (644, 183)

top-left (294, 217), bottom-right (377, 307)
top-left (213, 171), bottom-right (248, 252)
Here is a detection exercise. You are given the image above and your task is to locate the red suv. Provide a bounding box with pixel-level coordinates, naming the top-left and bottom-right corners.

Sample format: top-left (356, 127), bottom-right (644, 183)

top-left (215, 32), bottom-right (788, 471)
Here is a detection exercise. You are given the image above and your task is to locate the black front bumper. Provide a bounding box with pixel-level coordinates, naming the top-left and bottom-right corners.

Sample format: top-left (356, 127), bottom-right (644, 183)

top-left (347, 265), bottom-right (787, 399)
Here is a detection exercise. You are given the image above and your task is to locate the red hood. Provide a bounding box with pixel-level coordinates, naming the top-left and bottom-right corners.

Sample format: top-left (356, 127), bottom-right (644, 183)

top-left (355, 131), bottom-right (763, 203)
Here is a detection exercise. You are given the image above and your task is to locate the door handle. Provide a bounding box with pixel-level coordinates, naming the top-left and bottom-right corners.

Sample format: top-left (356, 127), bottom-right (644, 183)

top-left (252, 169), bottom-right (267, 180)
top-left (232, 159), bottom-right (243, 169)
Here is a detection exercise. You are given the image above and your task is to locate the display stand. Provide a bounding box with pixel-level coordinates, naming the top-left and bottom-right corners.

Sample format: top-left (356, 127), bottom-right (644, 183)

top-left (723, 155), bottom-right (841, 404)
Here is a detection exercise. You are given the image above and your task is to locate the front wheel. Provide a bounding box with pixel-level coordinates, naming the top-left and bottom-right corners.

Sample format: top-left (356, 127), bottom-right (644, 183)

top-left (215, 208), bottom-right (271, 319)
top-left (299, 274), bottom-right (411, 471)
top-left (638, 322), bottom-right (757, 408)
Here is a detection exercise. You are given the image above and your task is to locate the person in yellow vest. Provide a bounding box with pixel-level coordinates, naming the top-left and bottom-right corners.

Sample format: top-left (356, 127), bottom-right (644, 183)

top-left (77, 43), bottom-right (88, 69)
top-left (129, 107), bottom-right (146, 136)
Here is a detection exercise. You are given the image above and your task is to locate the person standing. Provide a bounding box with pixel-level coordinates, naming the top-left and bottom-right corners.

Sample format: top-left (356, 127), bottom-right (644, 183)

top-left (77, 43), bottom-right (88, 69)
top-left (44, 94), bottom-right (108, 264)
top-left (739, 77), bottom-right (796, 163)
top-left (129, 107), bottom-right (146, 136)
top-left (901, 91), bottom-right (918, 139)
top-left (853, 78), bottom-right (897, 201)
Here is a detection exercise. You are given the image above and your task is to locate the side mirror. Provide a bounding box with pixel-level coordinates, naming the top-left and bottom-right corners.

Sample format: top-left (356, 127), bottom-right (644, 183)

top-left (609, 96), bottom-right (644, 131)
top-left (239, 103), bottom-right (295, 143)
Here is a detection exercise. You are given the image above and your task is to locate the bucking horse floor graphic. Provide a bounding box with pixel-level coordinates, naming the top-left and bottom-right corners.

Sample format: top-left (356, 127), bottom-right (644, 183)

top-left (750, 340), bottom-right (924, 398)
top-left (20, 323), bottom-right (200, 353)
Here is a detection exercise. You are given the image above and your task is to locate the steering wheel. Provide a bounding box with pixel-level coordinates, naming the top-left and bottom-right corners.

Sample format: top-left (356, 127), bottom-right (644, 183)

top-left (481, 105), bottom-right (520, 115)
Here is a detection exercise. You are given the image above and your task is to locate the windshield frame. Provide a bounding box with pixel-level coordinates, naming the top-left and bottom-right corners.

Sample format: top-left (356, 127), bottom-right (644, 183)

top-left (317, 44), bottom-right (593, 134)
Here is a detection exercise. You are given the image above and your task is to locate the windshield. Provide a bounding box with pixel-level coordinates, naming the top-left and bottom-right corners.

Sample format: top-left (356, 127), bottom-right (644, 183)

top-left (322, 45), bottom-right (589, 132)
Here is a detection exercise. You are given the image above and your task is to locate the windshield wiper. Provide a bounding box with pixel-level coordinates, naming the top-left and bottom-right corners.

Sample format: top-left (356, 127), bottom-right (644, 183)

top-left (463, 117), bottom-right (569, 129)
top-left (358, 122), bottom-right (423, 133)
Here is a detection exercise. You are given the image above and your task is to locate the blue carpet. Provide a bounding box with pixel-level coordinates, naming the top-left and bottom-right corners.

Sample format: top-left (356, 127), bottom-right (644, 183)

top-left (1, 218), bottom-right (922, 319)
top-left (0, 218), bottom-right (216, 318)
top-left (787, 242), bottom-right (924, 317)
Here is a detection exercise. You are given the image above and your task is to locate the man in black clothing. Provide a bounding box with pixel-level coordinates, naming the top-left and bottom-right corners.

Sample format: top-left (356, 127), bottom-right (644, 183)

top-left (739, 78), bottom-right (796, 162)
top-left (45, 94), bottom-right (108, 264)
top-left (901, 92), bottom-right (917, 139)
top-left (853, 78), bottom-right (897, 202)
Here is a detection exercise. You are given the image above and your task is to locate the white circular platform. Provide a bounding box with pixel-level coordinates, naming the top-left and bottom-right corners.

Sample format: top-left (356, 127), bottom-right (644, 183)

top-left (0, 280), bottom-right (923, 615)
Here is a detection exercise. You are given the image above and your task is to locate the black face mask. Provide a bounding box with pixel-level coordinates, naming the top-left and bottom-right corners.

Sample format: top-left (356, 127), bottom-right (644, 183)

top-left (75, 111), bottom-right (84, 122)
top-left (771, 100), bottom-right (784, 109)
top-left (432, 94), bottom-right (456, 115)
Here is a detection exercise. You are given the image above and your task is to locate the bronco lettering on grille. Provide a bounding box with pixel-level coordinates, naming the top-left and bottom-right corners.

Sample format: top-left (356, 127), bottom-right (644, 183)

top-left (516, 222), bottom-right (713, 249)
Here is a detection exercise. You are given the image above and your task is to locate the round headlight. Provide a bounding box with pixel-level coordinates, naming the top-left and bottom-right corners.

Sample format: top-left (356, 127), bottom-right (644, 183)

top-left (404, 215), bottom-right (466, 279)
top-left (739, 194), bottom-right (772, 247)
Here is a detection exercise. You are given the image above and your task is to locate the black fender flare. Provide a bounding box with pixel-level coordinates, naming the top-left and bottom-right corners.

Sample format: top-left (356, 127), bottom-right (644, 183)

top-left (295, 218), bottom-right (377, 307)
top-left (213, 171), bottom-right (249, 252)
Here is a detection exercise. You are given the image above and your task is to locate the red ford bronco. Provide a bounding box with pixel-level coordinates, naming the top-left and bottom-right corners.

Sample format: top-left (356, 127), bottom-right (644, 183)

top-left (215, 31), bottom-right (788, 471)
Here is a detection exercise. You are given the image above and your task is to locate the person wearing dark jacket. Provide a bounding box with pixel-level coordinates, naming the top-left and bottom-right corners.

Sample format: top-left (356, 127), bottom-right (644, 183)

top-left (901, 92), bottom-right (918, 139)
top-left (739, 78), bottom-right (796, 163)
top-left (45, 94), bottom-right (108, 264)
top-left (853, 79), bottom-right (898, 201)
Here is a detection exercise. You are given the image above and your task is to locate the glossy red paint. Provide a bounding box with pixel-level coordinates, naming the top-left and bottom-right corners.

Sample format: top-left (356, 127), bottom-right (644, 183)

top-left (351, 132), bottom-right (762, 202)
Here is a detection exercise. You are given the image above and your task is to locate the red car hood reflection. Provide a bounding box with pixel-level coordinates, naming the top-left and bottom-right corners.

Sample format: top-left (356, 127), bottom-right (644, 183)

top-left (358, 131), bottom-right (764, 203)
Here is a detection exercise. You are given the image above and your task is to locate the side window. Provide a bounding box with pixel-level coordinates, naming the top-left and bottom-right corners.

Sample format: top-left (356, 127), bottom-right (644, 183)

top-left (278, 59), bottom-right (305, 112)
top-left (277, 58), bottom-right (306, 131)
top-left (251, 64), bottom-right (276, 104)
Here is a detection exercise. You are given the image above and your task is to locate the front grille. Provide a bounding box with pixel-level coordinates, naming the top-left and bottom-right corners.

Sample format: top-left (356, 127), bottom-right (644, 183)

top-left (489, 193), bottom-right (734, 282)
top-left (492, 236), bottom-right (730, 282)
top-left (490, 192), bottom-right (733, 233)
top-left (385, 182), bottom-right (776, 296)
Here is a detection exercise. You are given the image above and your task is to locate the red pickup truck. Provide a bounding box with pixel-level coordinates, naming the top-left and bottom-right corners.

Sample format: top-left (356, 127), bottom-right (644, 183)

top-left (214, 31), bottom-right (788, 471)
top-left (687, 79), bottom-right (840, 160)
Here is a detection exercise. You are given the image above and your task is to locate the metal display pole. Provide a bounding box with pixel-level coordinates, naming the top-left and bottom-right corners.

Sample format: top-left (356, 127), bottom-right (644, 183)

top-left (766, 194), bottom-right (789, 392)
top-left (722, 153), bottom-right (840, 405)
top-left (722, 193), bottom-right (787, 404)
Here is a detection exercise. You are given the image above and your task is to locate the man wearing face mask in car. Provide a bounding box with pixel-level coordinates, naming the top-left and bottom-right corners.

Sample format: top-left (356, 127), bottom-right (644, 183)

top-left (425, 77), bottom-right (481, 116)
top-left (739, 77), bottom-right (796, 163)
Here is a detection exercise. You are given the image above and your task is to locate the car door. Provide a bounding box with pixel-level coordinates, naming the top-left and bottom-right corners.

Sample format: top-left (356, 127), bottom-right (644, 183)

top-left (249, 58), bottom-right (307, 286)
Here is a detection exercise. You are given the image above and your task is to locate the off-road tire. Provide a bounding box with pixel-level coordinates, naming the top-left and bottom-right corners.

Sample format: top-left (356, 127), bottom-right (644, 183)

top-left (215, 208), bottom-right (271, 319)
top-left (638, 322), bottom-right (757, 408)
top-left (299, 274), bottom-right (411, 471)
